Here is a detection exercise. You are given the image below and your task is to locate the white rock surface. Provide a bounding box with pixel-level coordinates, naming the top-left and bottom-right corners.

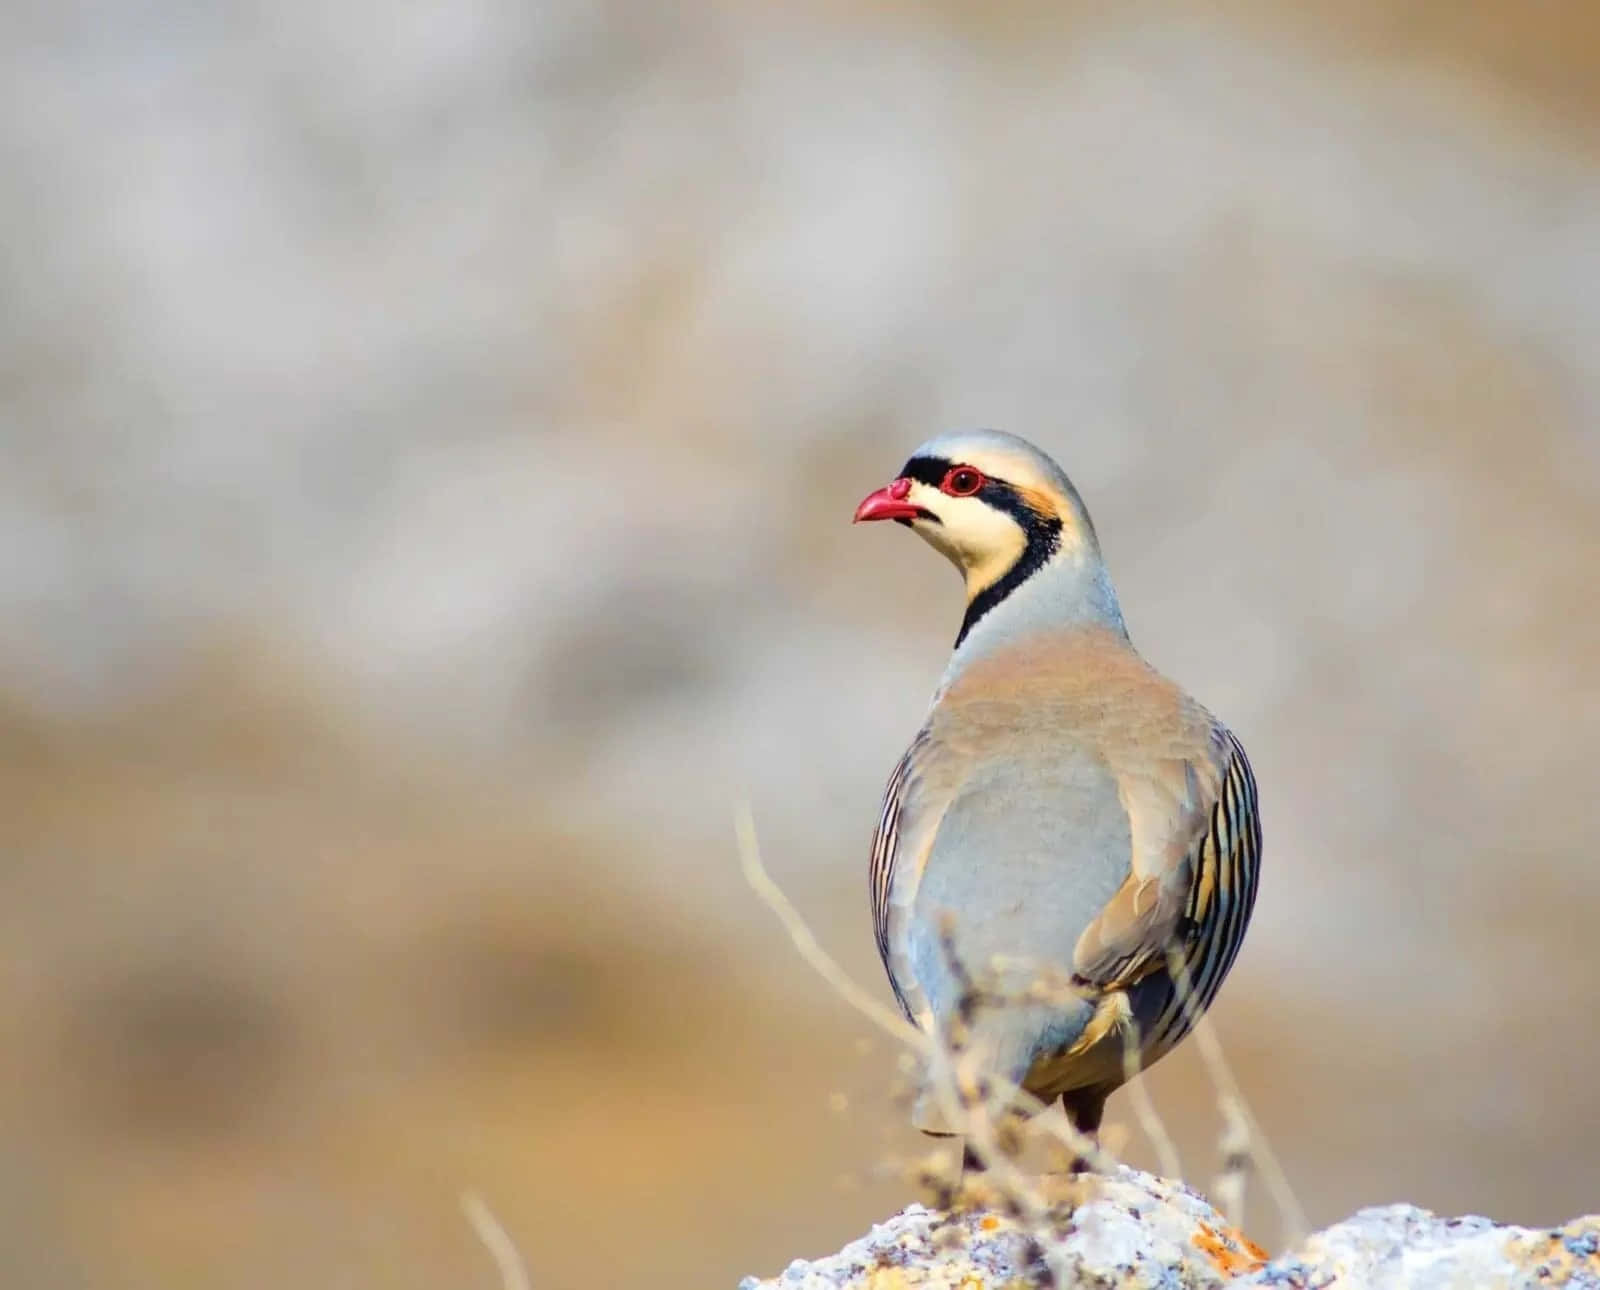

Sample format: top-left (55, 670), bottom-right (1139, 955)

top-left (740, 1166), bottom-right (1600, 1289)
top-left (1251, 1203), bottom-right (1600, 1290)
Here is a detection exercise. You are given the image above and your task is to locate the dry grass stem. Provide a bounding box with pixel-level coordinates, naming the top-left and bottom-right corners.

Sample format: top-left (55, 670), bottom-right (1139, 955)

top-left (1212, 1093), bottom-right (1253, 1230)
top-left (734, 804), bottom-right (923, 1048)
top-left (1190, 1017), bottom-right (1304, 1242)
top-left (1121, 1018), bottom-right (1184, 1181)
top-left (461, 1190), bottom-right (533, 1290)
top-left (1165, 950), bottom-right (1307, 1244)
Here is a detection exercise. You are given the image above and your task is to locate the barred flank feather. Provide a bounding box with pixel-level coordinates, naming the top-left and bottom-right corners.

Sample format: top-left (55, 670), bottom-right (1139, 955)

top-left (1150, 730), bottom-right (1262, 1057)
top-left (869, 736), bottom-right (922, 1022)
top-left (869, 752), bottom-right (908, 969)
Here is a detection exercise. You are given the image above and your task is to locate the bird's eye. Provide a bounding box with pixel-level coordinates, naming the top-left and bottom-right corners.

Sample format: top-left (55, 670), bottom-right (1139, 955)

top-left (941, 466), bottom-right (985, 497)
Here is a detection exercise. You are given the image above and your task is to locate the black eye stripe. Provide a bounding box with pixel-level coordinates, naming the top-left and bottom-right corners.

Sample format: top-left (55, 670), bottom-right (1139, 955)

top-left (902, 456), bottom-right (1029, 520)
top-left (900, 456), bottom-right (950, 487)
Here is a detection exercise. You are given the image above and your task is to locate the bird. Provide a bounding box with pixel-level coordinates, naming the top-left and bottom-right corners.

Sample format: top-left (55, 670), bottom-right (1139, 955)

top-left (852, 428), bottom-right (1261, 1171)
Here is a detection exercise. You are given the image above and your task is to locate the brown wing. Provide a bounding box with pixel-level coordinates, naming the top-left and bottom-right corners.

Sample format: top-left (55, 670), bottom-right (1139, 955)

top-left (1072, 728), bottom-right (1260, 1004)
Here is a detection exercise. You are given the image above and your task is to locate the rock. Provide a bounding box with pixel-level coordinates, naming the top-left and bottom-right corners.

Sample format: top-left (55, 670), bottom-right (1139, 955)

top-left (738, 1167), bottom-right (1265, 1289)
top-left (1257, 1205), bottom-right (1600, 1289)
top-left (739, 1166), bottom-right (1600, 1289)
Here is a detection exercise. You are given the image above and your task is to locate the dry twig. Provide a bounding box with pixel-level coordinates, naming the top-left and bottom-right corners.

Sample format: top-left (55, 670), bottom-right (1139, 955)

top-left (461, 1190), bottom-right (532, 1290)
top-left (1165, 950), bottom-right (1308, 1243)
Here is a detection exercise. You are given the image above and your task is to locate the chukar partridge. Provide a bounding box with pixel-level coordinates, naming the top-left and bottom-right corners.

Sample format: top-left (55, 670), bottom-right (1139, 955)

top-left (853, 429), bottom-right (1261, 1166)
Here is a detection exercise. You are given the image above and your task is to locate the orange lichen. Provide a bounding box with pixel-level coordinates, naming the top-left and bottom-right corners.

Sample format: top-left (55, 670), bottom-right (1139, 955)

top-left (979, 1215), bottom-right (1001, 1231)
top-left (1504, 1219), bottom-right (1600, 1281)
top-left (1192, 1220), bottom-right (1270, 1275)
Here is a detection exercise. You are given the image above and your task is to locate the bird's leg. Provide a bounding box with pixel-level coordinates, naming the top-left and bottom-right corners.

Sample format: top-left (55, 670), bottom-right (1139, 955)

top-left (1060, 1089), bottom-right (1108, 1174)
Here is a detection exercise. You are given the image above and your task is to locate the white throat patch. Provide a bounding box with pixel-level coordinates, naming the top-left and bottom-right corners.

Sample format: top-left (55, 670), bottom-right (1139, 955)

top-left (907, 483), bottom-right (1029, 598)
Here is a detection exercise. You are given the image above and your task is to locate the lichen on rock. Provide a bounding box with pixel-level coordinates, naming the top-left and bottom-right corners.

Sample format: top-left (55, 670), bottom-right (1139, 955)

top-left (739, 1166), bottom-right (1600, 1289)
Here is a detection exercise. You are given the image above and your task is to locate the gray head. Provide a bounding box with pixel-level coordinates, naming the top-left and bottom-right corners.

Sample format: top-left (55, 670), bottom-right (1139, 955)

top-left (854, 429), bottom-right (1124, 651)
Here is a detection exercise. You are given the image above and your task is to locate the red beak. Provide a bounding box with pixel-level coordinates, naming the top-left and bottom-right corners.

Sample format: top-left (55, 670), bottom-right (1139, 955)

top-left (853, 478), bottom-right (922, 523)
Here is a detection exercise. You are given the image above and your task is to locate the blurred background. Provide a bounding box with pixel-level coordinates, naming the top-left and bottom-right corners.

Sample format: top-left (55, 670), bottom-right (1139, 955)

top-left (3, 1), bottom-right (1598, 1286)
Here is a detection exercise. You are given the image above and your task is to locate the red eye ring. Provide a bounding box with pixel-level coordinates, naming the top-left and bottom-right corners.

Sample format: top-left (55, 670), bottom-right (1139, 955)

top-left (940, 465), bottom-right (985, 497)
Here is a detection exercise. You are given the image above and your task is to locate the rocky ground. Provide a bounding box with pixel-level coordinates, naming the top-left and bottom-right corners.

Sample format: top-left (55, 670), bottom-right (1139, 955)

top-left (743, 1167), bottom-right (1600, 1289)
